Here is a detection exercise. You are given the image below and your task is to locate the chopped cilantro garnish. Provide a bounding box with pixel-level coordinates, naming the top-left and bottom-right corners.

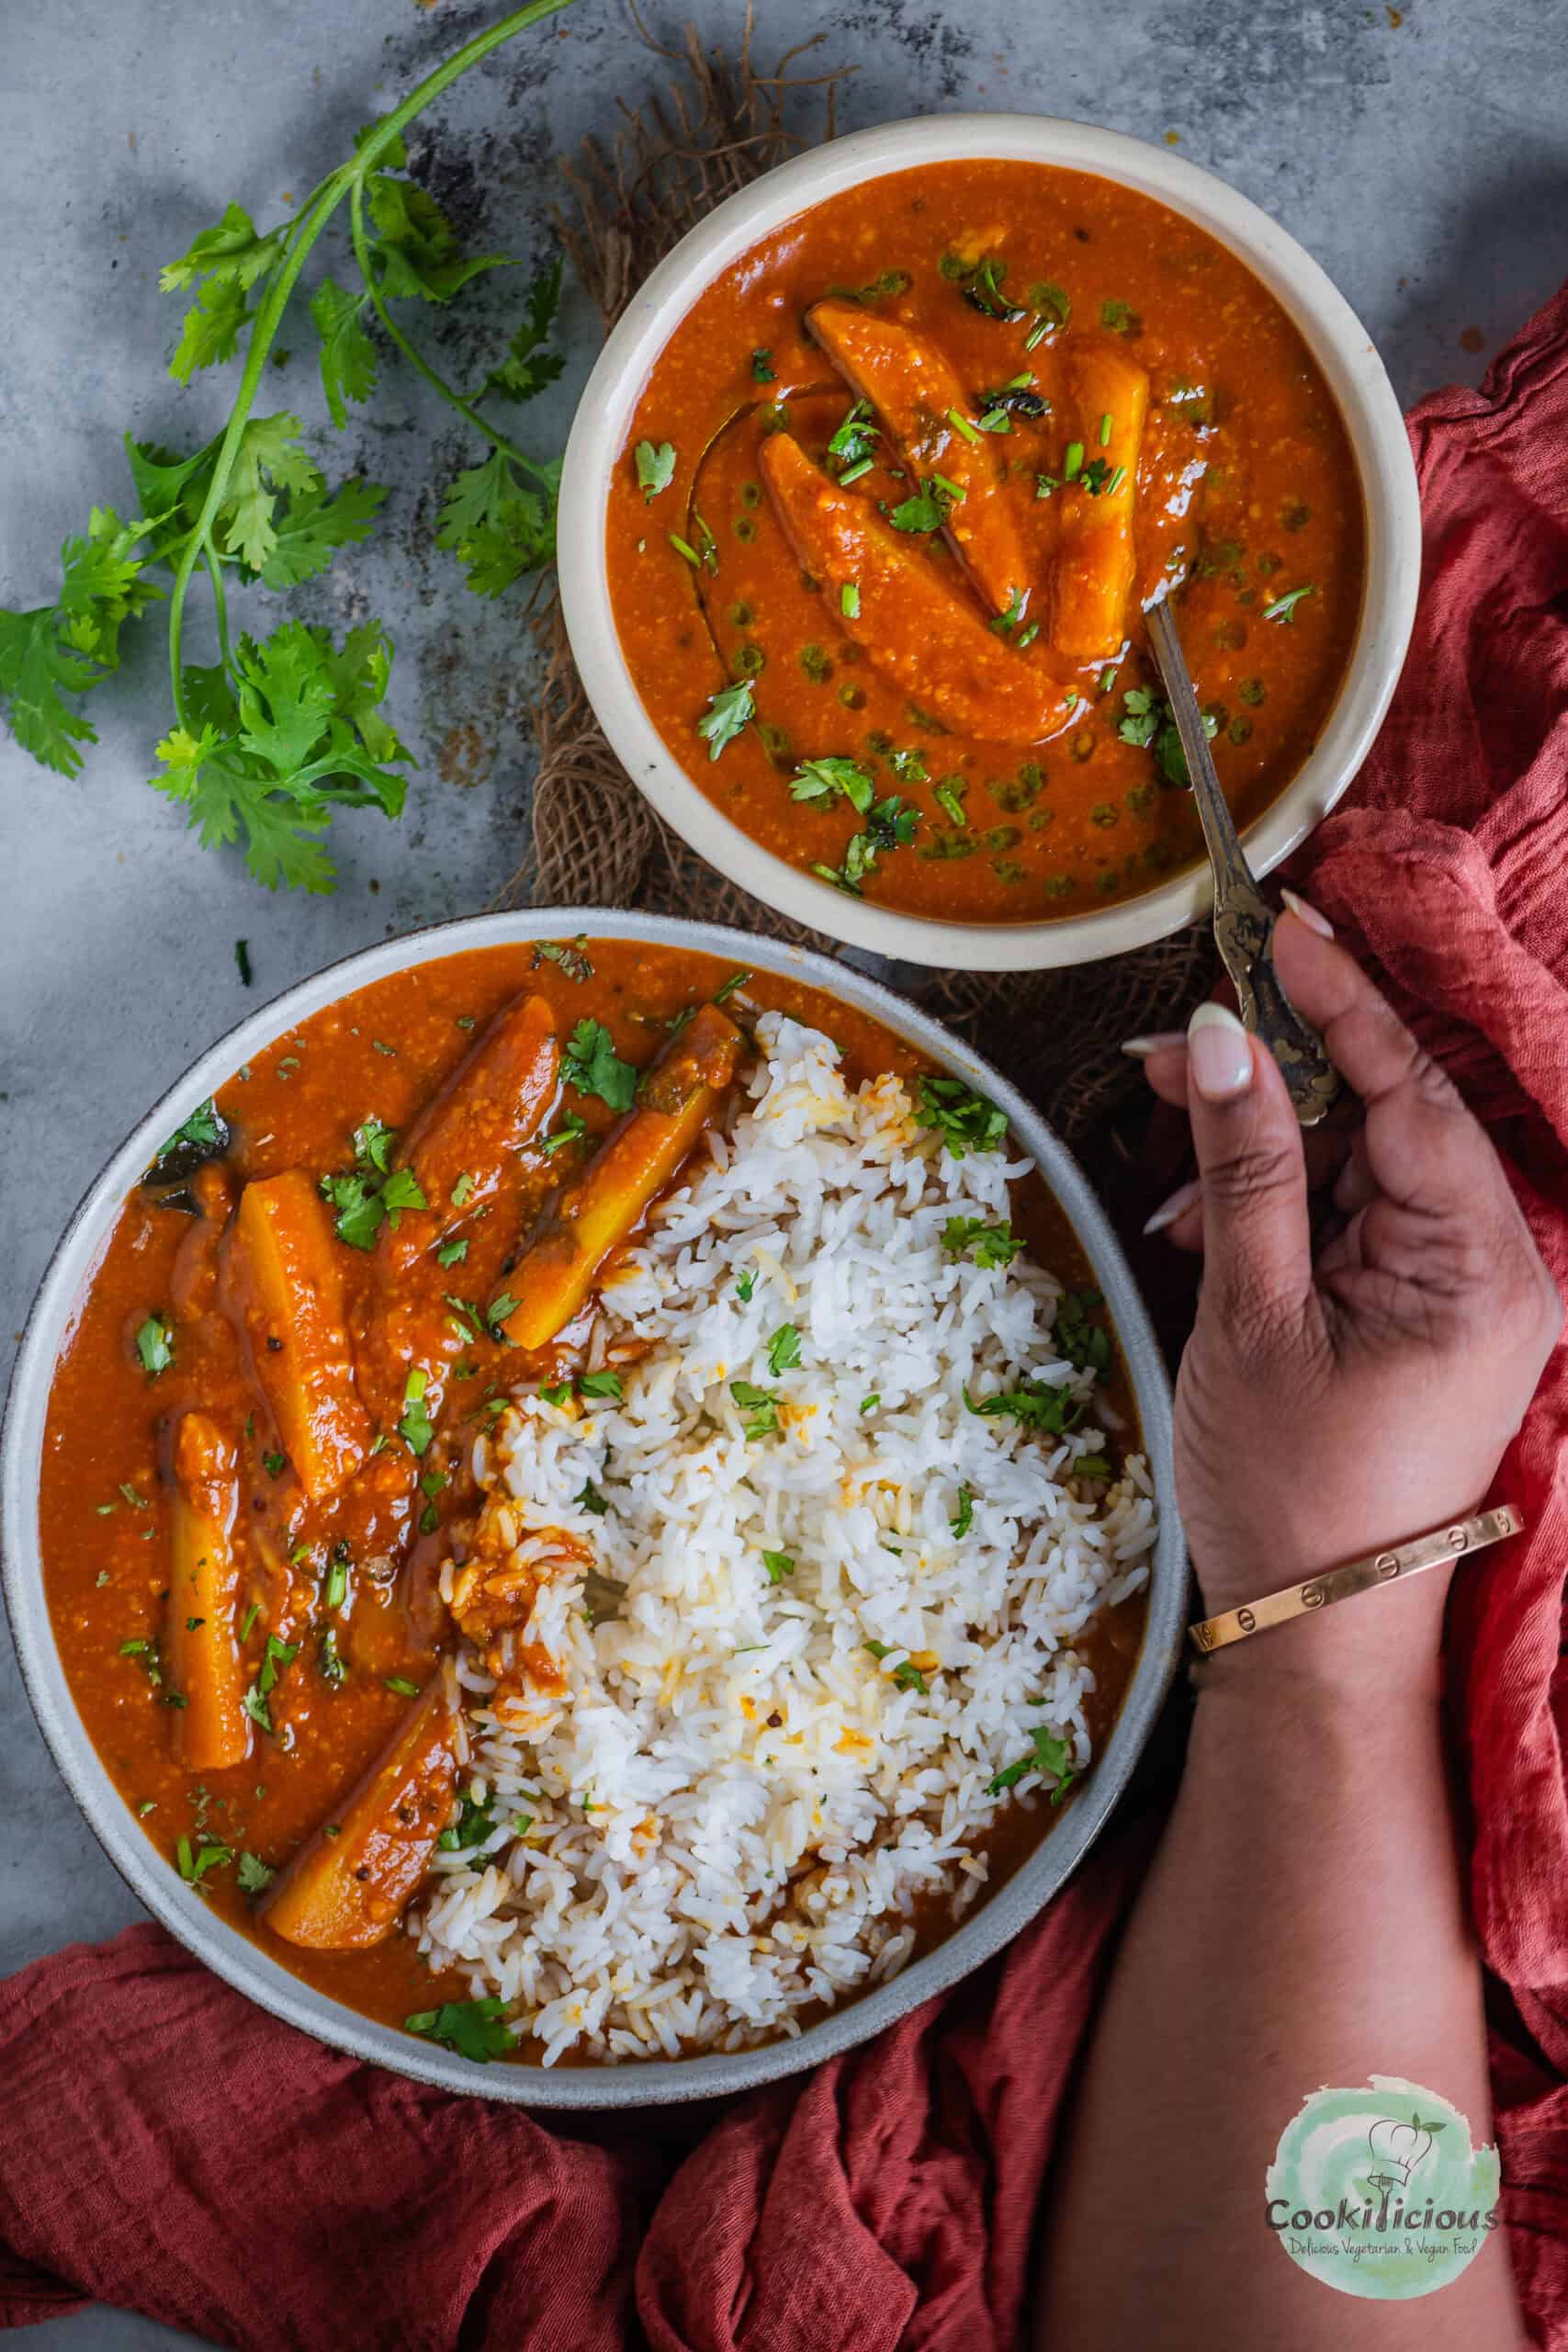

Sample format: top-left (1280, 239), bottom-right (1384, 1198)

top-left (1056, 1286), bottom-right (1111, 1380)
top-left (964, 1380), bottom-right (1082, 1432)
top-left (176, 1836), bottom-right (232, 1887)
top-left (696, 679), bottom-right (754, 761)
top-left (888, 481), bottom-right (949, 534)
top-left (951, 1486), bottom-right (975, 1539)
top-left (397, 1368), bottom-right (434, 1456)
top-left (1262, 583), bottom-right (1314, 623)
top-left (240, 1601), bottom-right (262, 1642)
top-left (762, 1549), bottom-right (795, 1584)
top-left (730, 1380), bottom-right (780, 1441)
top-left (766, 1323), bottom-right (802, 1376)
top-left (840, 581), bottom-right (861, 619)
top-left (531, 937), bottom-right (594, 981)
top-left (261, 1450), bottom-right (286, 1478)
top-left (134, 1314), bottom-right (175, 1376)
top-left (1118, 685), bottom-right (1217, 786)
top-left (578, 1369), bottom-right (624, 1402)
top-left (1100, 299), bottom-right (1138, 335)
top-left (562, 1017), bottom-right (637, 1112)
top-left (384, 1675), bottom-right (422, 1699)
top-left (942, 1216), bottom-right (1021, 1268)
top-left (235, 1851), bottom-right (275, 1894)
top-left (541, 1112), bottom-right (589, 1155)
top-left (987, 1724), bottom-right (1077, 1799)
top-left (578, 1480), bottom-right (609, 1516)
top-left (437, 1787), bottom-right (496, 1857)
top-left (323, 1544), bottom-right (350, 1611)
top-left (750, 347), bottom-right (775, 383)
top-left (736, 1269), bottom-right (755, 1302)
top-left (634, 440), bottom-right (676, 502)
top-left (449, 1170), bottom-right (475, 1208)
top-left (916, 1074), bottom-right (1009, 1157)
top-left (863, 1640), bottom-right (929, 1694)
top-left (860, 1394), bottom-right (880, 1413)
top-left (713, 968), bottom-right (751, 1004)
top-left (436, 1237), bottom-right (468, 1267)
top-left (152, 1099), bottom-right (227, 1173)
top-left (404, 1997), bottom-right (515, 2064)
top-left (790, 755), bottom-right (874, 815)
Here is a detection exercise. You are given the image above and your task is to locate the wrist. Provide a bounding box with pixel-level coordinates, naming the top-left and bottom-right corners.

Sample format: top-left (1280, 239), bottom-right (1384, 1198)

top-left (1189, 1576), bottom-right (1450, 1711)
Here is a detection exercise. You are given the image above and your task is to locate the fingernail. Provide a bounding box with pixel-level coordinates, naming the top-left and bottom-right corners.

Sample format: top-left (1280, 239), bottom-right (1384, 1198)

top-left (1120, 1031), bottom-right (1190, 1059)
top-left (1280, 887), bottom-right (1335, 940)
top-left (1188, 1001), bottom-right (1254, 1100)
top-left (1143, 1177), bottom-right (1202, 1236)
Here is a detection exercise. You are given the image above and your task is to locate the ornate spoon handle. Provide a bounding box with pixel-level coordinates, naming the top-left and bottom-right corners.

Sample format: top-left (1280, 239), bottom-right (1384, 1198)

top-left (1145, 595), bottom-right (1341, 1126)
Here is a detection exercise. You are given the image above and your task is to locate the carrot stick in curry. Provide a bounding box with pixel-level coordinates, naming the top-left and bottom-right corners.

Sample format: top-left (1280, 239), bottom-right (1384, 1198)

top-left (377, 990), bottom-right (559, 1276)
top-left (806, 298), bottom-right (1031, 618)
top-left (1047, 341), bottom-right (1149, 662)
top-left (226, 1169), bottom-right (372, 1503)
top-left (501, 1001), bottom-right (745, 1351)
top-left (164, 1412), bottom-right (250, 1771)
top-left (260, 1676), bottom-right (457, 1950)
top-left (760, 434), bottom-right (1071, 745)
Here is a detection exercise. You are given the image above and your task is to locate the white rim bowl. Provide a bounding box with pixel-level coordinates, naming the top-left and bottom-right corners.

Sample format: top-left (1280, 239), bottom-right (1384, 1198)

top-left (557, 111), bottom-right (1422, 972)
top-left (3, 910), bottom-right (1186, 2107)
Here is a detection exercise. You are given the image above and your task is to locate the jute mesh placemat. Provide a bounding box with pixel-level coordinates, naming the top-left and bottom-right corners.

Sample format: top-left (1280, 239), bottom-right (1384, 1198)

top-left (502, 6), bottom-right (1217, 1144)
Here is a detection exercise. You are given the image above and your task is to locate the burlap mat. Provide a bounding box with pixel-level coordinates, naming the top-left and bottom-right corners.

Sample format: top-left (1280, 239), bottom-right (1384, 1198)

top-left (503, 5), bottom-right (1217, 1145)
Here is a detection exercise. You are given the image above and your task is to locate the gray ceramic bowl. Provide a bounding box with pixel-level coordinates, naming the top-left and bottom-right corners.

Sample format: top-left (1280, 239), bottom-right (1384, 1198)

top-left (2, 910), bottom-right (1185, 2107)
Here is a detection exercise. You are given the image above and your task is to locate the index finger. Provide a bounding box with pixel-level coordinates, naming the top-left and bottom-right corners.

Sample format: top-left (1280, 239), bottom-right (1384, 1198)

top-left (1270, 910), bottom-right (1490, 1216)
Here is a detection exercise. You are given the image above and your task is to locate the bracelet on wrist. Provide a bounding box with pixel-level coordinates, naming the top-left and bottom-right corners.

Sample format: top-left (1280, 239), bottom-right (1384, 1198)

top-left (1186, 1505), bottom-right (1524, 1657)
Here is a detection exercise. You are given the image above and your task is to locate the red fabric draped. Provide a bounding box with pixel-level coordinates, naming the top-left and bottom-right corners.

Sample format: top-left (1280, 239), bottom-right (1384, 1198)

top-left (5, 287), bottom-right (1568, 2349)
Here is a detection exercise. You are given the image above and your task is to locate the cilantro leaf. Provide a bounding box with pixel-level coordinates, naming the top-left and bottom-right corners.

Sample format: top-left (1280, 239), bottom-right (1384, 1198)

top-left (987, 1724), bottom-right (1077, 1800)
top-left (963, 1380), bottom-right (1082, 1432)
top-left (161, 202), bottom-right (290, 298)
top-left (635, 441), bottom-right (677, 501)
top-left (696, 680), bottom-right (753, 761)
top-left (1117, 686), bottom-right (1217, 787)
top-left (942, 1216), bottom-right (1021, 1268)
top-left (257, 477), bottom-right (388, 591)
top-left (951, 1485), bottom-right (975, 1539)
top-left (135, 1315), bottom-right (175, 1376)
top-left (1055, 1286), bottom-right (1111, 1380)
top-left (169, 279), bottom-right (253, 383)
top-left (762, 1549), bottom-right (795, 1584)
top-left (364, 174), bottom-right (512, 306)
top-left (474, 257), bottom-right (564, 404)
top-left (404, 1996), bottom-right (516, 2064)
top-left (0, 510), bottom-right (164, 776)
top-left (916, 1074), bottom-right (1009, 1157)
top-left (310, 278), bottom-right (379, 428)
top-left (790, 756), bottom-right (874, 814)
top-left (578, 1370), bottom-right (624, 1401)
top-left (398, 1368), bottom-right (434, 1456)
top-left (1263, 583), bottom-right (1314, 624)
top-left (730, 1379), bottom-right (780, 1441)
top-left (766, 1323), bottom-right (802, 1375)
top-left (888, 482), bottom-right (949, 534)
top-left (151, 618), bottom-right (412, 894)
top-left (562, 1019), bottom-right (637, 1112)
top-left (235, 1851), bottom-right (276, 1894)
top-left (214, 414), bottom-right (321, 574)
top-left (436, 1787), bottom-right (496, 1857)
top-left (435, 447), bottom-right (555, 598)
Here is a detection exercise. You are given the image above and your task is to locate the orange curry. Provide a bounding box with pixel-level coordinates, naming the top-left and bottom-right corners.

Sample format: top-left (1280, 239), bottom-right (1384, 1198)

top-left (607, 158), bottom-right (1365, 922)
top-left (39, 939), bottom-right (1145, 2061)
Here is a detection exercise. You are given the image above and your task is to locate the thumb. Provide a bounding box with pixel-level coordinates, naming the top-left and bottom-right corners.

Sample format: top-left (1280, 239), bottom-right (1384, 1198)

top-left (1186, 1003), bottom-right (1313, 1328)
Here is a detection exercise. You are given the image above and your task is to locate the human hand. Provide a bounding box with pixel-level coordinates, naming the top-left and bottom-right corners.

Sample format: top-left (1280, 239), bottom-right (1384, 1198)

top-left (1134, 903), bottom-right (1561, 1691)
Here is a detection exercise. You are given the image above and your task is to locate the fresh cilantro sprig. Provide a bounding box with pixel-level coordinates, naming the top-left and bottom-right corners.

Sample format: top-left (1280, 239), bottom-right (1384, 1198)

top-left (0, 1), bottom-right (575, 889)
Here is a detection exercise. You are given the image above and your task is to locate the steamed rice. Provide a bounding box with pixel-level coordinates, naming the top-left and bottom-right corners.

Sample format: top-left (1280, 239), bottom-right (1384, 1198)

top-left (412, 1012), bottom-right (1155, 2064)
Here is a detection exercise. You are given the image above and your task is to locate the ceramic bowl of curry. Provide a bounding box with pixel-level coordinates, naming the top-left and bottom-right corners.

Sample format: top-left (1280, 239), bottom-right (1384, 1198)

top-left (557, 113), bottom-right (1421, 970)
top-left (3, 910), bottom-right (1185, 2106)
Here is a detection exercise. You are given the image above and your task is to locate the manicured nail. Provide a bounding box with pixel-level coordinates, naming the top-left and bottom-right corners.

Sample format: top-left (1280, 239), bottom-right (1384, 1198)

top-left (1143, 1177), bottom-right (1202, 1236)
top-left (1188, 1001), bottom-right (1254, 1100)
top-left (1280, 887), bottom-right (1334, 940)
top-left (1121, 1031), bottom-right (1190, 1059)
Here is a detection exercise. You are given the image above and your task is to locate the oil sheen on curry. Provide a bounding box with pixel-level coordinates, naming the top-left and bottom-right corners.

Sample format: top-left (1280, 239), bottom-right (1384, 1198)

top-left (607, 159), bottom-right (1365, 923)
top-left (41, 941), bottom-right (1154, 2067)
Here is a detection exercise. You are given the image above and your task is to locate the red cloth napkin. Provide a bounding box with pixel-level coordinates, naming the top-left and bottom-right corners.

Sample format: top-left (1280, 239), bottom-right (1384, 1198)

top-left (6, 287), bottom-right (1568, 2350)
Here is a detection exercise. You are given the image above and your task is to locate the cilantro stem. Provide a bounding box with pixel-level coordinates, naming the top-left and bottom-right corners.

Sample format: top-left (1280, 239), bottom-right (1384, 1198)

top-left (346, 182), bottom-right (557, 490)
top-left (202, 537), bottom-right (231, 672)
top-left (164, 0), bottom-right (573, 724)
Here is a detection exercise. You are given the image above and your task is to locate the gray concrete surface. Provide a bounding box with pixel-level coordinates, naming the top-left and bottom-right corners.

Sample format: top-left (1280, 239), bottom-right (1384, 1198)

top-left (2, 1), bottom-right (1565, 2342)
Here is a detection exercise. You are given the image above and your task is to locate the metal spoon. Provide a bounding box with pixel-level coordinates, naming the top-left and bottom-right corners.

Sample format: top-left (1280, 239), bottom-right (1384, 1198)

top-left (1145, 594), bottom-right (1342, 1126)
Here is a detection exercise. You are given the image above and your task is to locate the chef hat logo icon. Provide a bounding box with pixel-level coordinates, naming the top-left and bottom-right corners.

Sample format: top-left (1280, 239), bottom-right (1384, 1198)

top-left (1367, 2112), bottom-right (1443, 2187)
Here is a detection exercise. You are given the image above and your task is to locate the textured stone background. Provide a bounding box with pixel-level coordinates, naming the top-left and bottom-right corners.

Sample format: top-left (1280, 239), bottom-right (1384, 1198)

top-left (2, 1), bottom-right (1566, 2341)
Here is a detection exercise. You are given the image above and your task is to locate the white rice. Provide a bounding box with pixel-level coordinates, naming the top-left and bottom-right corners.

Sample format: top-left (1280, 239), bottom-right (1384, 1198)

top-left (412, 1012), bottom-right (1155, 2064)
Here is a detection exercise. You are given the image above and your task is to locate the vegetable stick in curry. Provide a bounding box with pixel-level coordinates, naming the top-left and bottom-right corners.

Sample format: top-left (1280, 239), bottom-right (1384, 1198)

top-left (164, 1412), bottom-right (250, 1771)
top-left (502, 1001), bottom-right (745, 1351)
top-left (226, 1169), bottom-right (372, 1502)
top-left (1047, 341), bottom-right (1150, 662)
top-left (759, 434), bottom-right (1071, 745)
top-left (377, 991), bottom-right (559, 1277)
top-left (805, 299), bottom-right (1030, 617)
top-left (261, 1676), bottom-right (457, 1950)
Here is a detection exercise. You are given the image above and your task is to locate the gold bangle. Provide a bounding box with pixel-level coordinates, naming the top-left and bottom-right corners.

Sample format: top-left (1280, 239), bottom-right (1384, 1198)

top-left (1187, 1504), bottom-right (1524, 1657)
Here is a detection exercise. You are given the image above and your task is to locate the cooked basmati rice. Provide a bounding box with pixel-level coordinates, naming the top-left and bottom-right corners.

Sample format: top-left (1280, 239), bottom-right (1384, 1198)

top-left (411, 1012), bottom-right (1155, 2064)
